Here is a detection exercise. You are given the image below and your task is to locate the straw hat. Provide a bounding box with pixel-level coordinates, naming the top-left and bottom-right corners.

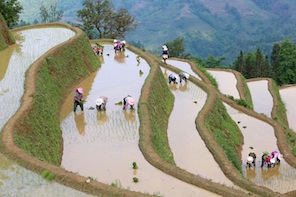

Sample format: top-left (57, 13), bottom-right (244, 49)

top-left (77, 88), bottom-right (83, 94)
top-left (128, 97), bottom-right (135, 106)
top-left (96, 98), bottom-right (103, 106)
top-left (247, 156), bottom-right (254, 163)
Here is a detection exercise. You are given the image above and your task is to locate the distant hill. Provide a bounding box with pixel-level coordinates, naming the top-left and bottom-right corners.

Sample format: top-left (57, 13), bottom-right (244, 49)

top-left (18, 0), bottom-right (296, 64)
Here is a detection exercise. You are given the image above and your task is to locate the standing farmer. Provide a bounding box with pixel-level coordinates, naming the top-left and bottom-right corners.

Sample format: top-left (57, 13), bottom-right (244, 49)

top-left (74, 87), bottom-right (84, 112)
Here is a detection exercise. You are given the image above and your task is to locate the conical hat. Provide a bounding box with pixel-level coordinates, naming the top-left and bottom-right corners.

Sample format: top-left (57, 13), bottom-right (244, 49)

top-left (96, 98), bottom-right (103, 106)
top-left (77, 88), bottom-right (83, 94)
top-left (128, 97), bottom-right (135, 105)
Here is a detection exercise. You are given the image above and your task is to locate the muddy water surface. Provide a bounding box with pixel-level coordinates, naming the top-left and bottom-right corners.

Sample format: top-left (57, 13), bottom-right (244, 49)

top-left (0, 27), bottom-right (93, 196)
top-left (161, 66), bottom-right (234, 187)
top-left (225, 103), bottom-right (296, 193)
top-left (166, 59), bottom-right (201, 80)
top-left (207, 70), bottom-right (240, 99)
top-left (60, 45), bottom-right (219, 197)
top-left (279, 86), bottom-right (296, 132)
top-left (200, 70), bottom-right (296, 193)
top-left (247, 80), bottom-right (273, 117)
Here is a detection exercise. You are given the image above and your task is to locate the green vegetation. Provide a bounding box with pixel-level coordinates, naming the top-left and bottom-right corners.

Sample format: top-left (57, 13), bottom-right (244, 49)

top-left (132, 177), bottom-right (139, 183)
top-left (41, 169), bottom-right (56, 181)
top-left (0, 0), bottom-right (23, 28)
top-left (241, 76), bottom-right (253, 109)
top-left (132, 162), bottom-right (138, 169)
top-left (204, 97), bottom-right (243, 172)
top-left (147, 68), bottom-right (175, 164)
top-left (270, 80), bottom-right (296, 157)
top-left (233, 39), bottom-right (296, 86)
top-left (39, 2), bottom-right (63, 23)
top-left (0, 13), bottom-right (15, 51)
top-left (13, 27), bottom-right (100, 165)
top-left (77, 0), bottom-right (136, 39)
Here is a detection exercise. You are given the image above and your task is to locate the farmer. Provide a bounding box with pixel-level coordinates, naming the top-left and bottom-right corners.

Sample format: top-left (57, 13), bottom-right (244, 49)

top-left (123, 95), bottom-right (135, 110)
top-left (248, 152), bottom-right (257, 166)
top-left (168, 74), bottom-right (177, 84)
top-left (96, 96), bottom-right (108, 111)
top-left (74, 87), bottom-right (84, 112)
top-left (162, 45), bottom-right (169, 63)
top-left (261, 151), bottom-right (269, 167)
top-left (179, 72), bottom-right (190, 83)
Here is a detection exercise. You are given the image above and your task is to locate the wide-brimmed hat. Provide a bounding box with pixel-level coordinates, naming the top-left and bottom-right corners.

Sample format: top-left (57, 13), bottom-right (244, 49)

top-left (128, 98), bottom-right (135, 106)
top-left (247, 156), bottom-right (254, 163)
top-left (77, 87), bottom-right (83, 94)
top-left (96, 98), bottom-right (103, 106)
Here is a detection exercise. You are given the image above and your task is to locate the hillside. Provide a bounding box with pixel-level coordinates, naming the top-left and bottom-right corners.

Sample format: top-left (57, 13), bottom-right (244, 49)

top-left (18, 0), bottom-right (296, 64)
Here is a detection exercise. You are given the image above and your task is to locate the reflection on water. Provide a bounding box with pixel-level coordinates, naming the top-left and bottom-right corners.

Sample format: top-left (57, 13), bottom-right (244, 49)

top-left (97, 110), bottom-right (108, 125)
top-left (224, 103), bottom-right (296, 193)
top-left (279, 86), bottom-right (296, 132)
top-left (247, 80), bottom-right (273, 117)
top-left (246, 167), bottom-right (256, 179)
top-left (260, 165), bottom-right (281, 181)
top-left (0, 27), bottom-right (93, 196)
top-left (114, 51), bottom-right (126, 63)
top-left (0, 45), bottom-right (15, 80)
top-left (166, 59), bottom-right (201, 80)
top-left (179, 82), bottom-right (189, 92)
top-left (162, 67), bottom-right (235, 187)
top-left (207, 69), bottom-right (240, 99)
top-left (74, 111), bottom-right (85, 136)
top-left (123, 109), bottom-right (136, 123)
top-left (61, 45), bottom-right (219, 197)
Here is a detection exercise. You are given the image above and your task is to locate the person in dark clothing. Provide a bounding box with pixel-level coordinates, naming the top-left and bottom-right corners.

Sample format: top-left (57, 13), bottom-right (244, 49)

top-left (168, 74), bottom-right (177, 84)
top-left (162, 45), bottom-right (169, 63)
top-left (74, 87), bottom-right (84, 112)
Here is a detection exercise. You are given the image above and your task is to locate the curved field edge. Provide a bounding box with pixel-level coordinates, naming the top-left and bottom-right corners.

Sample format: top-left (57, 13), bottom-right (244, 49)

top-left (0, 22), bottom-right (293, 196)
top-left (0, 23), bottom-right (149, 197)
top-left (159, 61), bottom-right (282, 197)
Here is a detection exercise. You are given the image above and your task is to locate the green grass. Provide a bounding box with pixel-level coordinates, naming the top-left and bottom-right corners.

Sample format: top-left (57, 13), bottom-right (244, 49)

top-left (13, 30), bottom-right (100, 165)
top-left (270, 80), bottom-right (296, 157)
top-left (147, 68), bottom-right (175, 164)
top-left (204, 97), bottom-right (243, 173)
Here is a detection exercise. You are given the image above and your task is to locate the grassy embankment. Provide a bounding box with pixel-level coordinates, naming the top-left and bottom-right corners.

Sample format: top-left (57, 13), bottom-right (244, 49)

top-left (12, 23), bottom-right (100, 166)
top-left (0, 13), bottom-right (15, 51)
top-left (269, 80), bottom-right (296, 157)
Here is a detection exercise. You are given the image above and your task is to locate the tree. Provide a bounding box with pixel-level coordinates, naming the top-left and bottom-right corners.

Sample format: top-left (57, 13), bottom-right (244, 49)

top-left (255, 49), bottom-right (263, 77)
top-left (270, 43), bottom-right (281, 82)
top-left (77, 0), bottom-right (136, 39)
top-left (277, 39), bottom-right (296, 85)
top-left (164, 37), bottom-right (185, 58)
top-left (244, 52), bottom-right (256, 79)
top-left (39, 2), bottom-right (63, 23)
top-left (0, 0), bottom-right (23, 28)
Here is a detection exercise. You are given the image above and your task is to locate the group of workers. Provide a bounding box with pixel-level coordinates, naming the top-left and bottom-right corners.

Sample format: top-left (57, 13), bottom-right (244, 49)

top-left (246, 150), bottom-right (283, 168)
top-left (168, 72), bottom-right (190, 84)
top-left (73, 87), bottom-right (134, 112)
